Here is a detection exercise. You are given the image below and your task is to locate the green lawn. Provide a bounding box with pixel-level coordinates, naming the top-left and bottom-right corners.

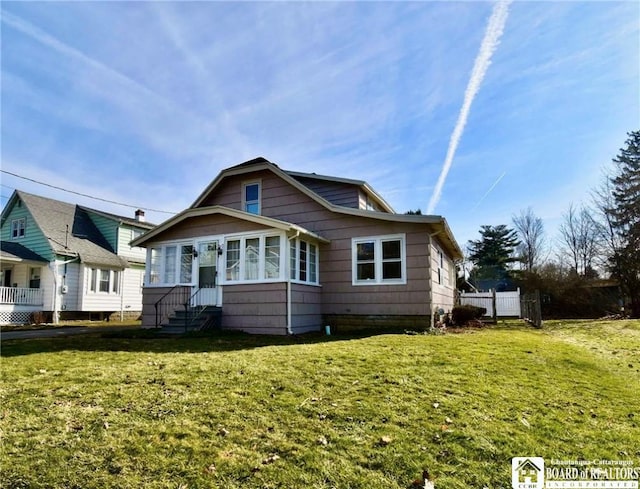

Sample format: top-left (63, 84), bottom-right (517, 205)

top-left (1, 320), bottom-right (639, 488)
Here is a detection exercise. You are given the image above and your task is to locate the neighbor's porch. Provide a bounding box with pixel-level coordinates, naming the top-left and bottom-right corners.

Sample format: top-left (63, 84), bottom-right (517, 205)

top-left (0, 259), bottom-right (47, 324)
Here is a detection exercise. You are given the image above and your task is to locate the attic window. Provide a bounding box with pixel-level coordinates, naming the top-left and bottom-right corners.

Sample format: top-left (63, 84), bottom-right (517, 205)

top-left (11, 218), bottom-right (26, 239)
top-left (243, 182), bottom-right (261, 215)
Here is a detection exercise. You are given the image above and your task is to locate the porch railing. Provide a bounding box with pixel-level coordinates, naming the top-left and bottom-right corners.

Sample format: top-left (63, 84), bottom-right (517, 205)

top-left (0, 286), bottom-right (44, 306)
top-left (154, 285), bottom-right (191, 328)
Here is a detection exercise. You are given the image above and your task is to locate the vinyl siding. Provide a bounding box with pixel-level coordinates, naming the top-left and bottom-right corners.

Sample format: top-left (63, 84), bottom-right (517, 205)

top-left (222, 283), bottom-right (288, 335)
top-left (1, 202), bottom-right (53, 261)
top-left (117, 226), bottom-right (147, 263)
top-left (86, 213), bottom-right (118, 251)
top-left (121, 265), bottom-right (144, 313)
top-left (80, 266), bottom-right (124, 311)
top-left (60, 261), bottom-right (81, 312)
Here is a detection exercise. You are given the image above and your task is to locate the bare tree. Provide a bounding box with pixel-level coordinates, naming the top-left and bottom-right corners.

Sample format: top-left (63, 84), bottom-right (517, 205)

top-left (558, 203), bottom-right (601, 277)
top-left (512, 207), bottom-right (546, 271)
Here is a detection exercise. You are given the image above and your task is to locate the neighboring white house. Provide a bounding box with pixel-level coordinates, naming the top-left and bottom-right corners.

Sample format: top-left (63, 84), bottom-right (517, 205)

top-left (0, 190), bottom-right (154, 324)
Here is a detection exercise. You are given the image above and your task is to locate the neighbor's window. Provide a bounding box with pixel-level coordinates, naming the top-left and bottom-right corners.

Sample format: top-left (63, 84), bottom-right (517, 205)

top-left (89, 268), bottom-right (120, 294)
top-left (11, 218), bottom-right (26, 239)
top-left (99, 270), bottom-right (110, 292)
top-left (29, 267), bottom-right (41, 289)
top-left (352, 235), bottom-right (406, 285)
top-left (243, 182), bottom-right (261, 214)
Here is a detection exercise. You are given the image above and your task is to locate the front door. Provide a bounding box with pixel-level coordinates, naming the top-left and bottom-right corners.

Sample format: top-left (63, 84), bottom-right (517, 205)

top-left (195, 240), bottom-right (220, 306)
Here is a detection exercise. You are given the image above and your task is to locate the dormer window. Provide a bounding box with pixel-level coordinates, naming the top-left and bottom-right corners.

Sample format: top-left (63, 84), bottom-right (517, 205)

top-left (11, 218), bottom-right (26, 239)
top-left (243, 182), bottom-right (261, 214)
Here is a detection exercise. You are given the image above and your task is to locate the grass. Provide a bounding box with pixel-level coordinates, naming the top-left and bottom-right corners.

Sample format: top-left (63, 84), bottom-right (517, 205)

top-left (0, 319), bottom-right (142, 332)
top-left (1, 320), bottom-right (639, 488)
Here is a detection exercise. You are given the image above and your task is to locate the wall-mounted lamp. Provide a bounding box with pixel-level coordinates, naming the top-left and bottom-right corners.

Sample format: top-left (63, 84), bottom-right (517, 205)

top-left (217, 246), bottom-right (224, 256)
top-left (192, 250), bottom-right (199, 258)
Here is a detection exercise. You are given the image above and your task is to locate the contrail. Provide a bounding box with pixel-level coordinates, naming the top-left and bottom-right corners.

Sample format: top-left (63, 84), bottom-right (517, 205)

top-left (472, 171), bottom-right (506, 210)
top-left (427, 0), bottom-right (512, 214)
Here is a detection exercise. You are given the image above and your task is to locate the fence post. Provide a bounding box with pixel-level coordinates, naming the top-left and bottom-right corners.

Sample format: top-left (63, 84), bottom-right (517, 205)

top-left (492, 288), bottom-right (497, 324)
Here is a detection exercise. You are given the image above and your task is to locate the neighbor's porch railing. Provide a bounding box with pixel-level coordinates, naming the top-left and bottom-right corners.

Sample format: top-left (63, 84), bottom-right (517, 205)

top-left (0, 286), bottom-right (44, 306)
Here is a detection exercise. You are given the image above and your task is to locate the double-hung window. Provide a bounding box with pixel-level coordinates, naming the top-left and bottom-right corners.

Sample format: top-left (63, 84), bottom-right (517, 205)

top-left (243, 182), bottom-right (261, 214)
top-left (11, 218), bottom-right (26, 239)
top-left (352, 234), bottom-right (406, 285)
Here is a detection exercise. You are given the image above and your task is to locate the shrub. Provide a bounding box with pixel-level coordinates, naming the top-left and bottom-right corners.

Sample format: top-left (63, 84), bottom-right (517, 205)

top-left (451, 305), bottom-right (486, 326)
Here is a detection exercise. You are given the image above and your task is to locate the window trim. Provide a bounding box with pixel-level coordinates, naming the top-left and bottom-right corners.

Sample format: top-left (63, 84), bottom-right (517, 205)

top-left (352, 234), bottom-right (406, 286)
top-left (11, 218), bottom-right (26, 240)
top-left (242, 180), bottom-right (261, 215)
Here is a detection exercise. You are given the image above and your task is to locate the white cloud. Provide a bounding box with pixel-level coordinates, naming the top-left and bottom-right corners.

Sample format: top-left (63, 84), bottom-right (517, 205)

top-left (427, 0), bottom-right (512, 215)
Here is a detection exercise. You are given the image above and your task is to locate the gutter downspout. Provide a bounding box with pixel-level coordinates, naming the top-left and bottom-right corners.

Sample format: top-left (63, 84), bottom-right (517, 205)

top-left (49, 256), bottom-right (79, 324)
top-left (286, 231), bottom-right (300, 335)
top-left (119, 269), bottom-right (125, 321)
top-left (48, 262), bottom-right (59, 324)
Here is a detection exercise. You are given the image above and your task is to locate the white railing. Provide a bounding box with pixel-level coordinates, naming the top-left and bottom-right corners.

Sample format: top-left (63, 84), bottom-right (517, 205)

top-left (0, 286), bottom-right (44, 306)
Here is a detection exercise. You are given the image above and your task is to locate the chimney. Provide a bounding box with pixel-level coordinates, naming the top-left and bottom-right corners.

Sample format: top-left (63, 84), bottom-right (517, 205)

top-left (135, 209), bottom-right (145, 222)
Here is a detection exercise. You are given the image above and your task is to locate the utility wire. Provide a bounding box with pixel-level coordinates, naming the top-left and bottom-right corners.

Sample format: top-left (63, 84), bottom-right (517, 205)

top-left (1, 170), bottom-right (177, 214)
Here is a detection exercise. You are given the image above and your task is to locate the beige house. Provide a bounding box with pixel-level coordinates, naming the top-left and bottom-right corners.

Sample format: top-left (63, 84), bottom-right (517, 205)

top-left (132, 158), bottom-right (462, 334)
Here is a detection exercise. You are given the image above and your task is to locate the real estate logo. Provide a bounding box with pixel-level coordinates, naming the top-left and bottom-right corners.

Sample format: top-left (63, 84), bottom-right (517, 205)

top-left (512, 457), bottom-right (545, 489)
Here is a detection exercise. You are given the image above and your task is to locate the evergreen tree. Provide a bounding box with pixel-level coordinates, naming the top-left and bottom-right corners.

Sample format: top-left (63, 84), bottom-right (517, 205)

top-left (607, 130), bottom-right (640, 317)
top-left (467, 225), bottom-right (520, 281)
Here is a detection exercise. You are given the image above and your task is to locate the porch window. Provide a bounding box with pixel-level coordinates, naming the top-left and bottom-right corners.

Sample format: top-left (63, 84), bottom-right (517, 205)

top-left (244, 238), bottom-right (260, 280)
top-left (164, 246), bottom-right (177, 283)
top-left (225, 234), bottom-right (283, 283)
top-left (243, 182), bottom-right (261, 215)
top-left (180, 245), bottom-right (193, 283)
top-left (289, 238), bottom-right (319, 285)
top-left (29, 267), bottom-right (41, 289)
top-left (150, 248), bottom-right (161, 284)
top-left (265, 236), bottom-right (280, 279)
top-left (11, 218), bottom-right (26, 239)
top-left (352, 234), bottom-right (406, 285)
top-left (146, 243), bottom-right (195, 286)
top-left (226, 240), bottom-right (241, 281)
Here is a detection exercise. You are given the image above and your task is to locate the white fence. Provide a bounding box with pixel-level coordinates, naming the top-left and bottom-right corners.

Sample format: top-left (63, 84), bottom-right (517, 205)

top-left (459, 288), bottom-right (521, 318)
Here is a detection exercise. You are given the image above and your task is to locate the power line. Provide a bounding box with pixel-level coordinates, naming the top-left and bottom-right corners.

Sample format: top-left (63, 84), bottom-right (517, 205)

top-left (1, 170), bottom-right (177, 214)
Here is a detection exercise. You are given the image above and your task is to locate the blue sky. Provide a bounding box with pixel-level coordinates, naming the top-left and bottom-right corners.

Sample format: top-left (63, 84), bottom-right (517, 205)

top-left (1, 1), bottom-right (638, 249)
